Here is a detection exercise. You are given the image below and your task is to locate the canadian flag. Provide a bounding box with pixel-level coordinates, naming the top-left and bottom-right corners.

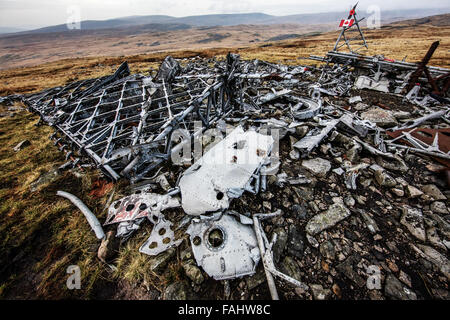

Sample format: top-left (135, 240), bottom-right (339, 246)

top-left (339, 19), bottom-right (355, 28)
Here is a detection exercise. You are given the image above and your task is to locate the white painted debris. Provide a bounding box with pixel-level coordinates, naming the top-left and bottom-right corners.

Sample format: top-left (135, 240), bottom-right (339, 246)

top-left (179, 126), bottom-right (274, 215)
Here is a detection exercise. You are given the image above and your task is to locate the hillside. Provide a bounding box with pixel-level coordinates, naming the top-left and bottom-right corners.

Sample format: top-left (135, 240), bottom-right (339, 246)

top-left (5, 8), bottom-right (450, 35)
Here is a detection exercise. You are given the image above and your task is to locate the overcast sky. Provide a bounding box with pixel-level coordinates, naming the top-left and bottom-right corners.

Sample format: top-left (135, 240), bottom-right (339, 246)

top-left (1, 0), bottom-right (449, 28)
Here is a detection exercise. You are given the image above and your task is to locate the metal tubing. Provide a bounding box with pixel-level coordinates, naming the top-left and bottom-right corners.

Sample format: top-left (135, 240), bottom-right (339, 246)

top-left (57, 190), bottom-right (106, 240)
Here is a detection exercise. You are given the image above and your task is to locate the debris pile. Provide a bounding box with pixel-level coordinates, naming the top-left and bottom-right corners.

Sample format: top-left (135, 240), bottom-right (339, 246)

top-left (2, 7), bottom-right (450, 300)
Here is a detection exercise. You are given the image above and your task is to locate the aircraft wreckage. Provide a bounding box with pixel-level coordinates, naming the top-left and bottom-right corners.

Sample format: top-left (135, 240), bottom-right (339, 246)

top-left (2, 5), bottom-right (450, 300)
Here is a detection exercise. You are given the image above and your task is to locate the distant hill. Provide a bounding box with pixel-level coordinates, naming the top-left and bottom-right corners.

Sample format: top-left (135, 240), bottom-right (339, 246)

top-left (7, 8), bottom-right (450, 35)
top-left (0, 27), bottom-right (28, 34)
top-left (389, 13), bottom-right (450, 27)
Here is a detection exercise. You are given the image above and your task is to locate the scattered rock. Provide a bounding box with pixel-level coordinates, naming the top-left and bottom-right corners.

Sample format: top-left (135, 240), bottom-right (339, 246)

top-left (289, 149), bottom-right (300, 160)
top-left (163, 281), bottom-right (196, 300)
top-left (295, 126), bottom-right (309, 138)
top-left (346, 145), bottom-right (361, 162)
top-left (412, 244), bottom-right (450, 280)
top-left (361, 107), bottom-right (397, 128)
top-left (310, 284), bottom-right (331, 300)
top-left (391, 188), bottom-right (404, 197)
top-left (348, 96), bottom-right (362, 104)
top-left (245, 267), bottom-right (266, 290)
top-left (332, 283), bottom-right (342, 299)
top-left (336, 255), bottom-right (366, 288)
top-left (430, 201), bottom-right (448, 214)
top-left (384, 274), bottom-right (417, 300)
top-left (156, 174), bottom-right (171, 191)
top-left (280, 256), bottom-right (302, 282)
top-left (97, 230), bottom-right (119, 263)
top-left (183, 261), bottom-right (205, 285)
top-left (301, 158), bottom-right (331, 177)
top-left (400, 206), bottom-right (426, 242)
top-left (344, 195), bottom-right (355, 207)
top-left (421, 184), bottom-right (446, 200)
top-left (306, 234), bottom-right (319, 248)
top-left (30, 167), bottom-right (60, 192)
top-left (354, 102), bottom-right (369, 111)
top-left (398, 270), bottom-right (412, 288)
top-left (291, 204), bottom-right (308, 219)
top-left (13, 139), bottom-right (30, 152)
top-left (272, 227), bottom-right (288, 263)
top-left (406, 185), bottom-right (423, 198)
top-left (426, 227), bottom-right (446, 250)
top-left (319, 240), bottom-right (336, 260)
top-left (149, 247), bottom-right (176, 274)
top-left (374, 169), bottom-right (397, 187)
top-left (360, 211), bottom-right (380, 234)
top-left (287, 225), bottom-right (305, 259)
top-left (306, 203), bottom-right (351, 235)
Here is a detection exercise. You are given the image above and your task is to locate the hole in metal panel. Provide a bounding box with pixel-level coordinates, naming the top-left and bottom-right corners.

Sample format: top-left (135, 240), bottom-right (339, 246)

top-left (208, 228), bottom-right (224, 248)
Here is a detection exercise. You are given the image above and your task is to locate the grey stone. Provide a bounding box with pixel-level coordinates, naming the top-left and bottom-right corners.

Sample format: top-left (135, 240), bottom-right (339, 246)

top-left (398, 270), bottom-right (412, 288)
top-left (414, 244), bottom-right (450, 280)
top-left (164, 281), bottom-right (196, 300)
top-left (301, 158), bottom-right (331, 177)
top-left (344, 195), bottom-right (355, 207)
top-left (293, 187), bottom-right (314, 201)
top-left (291, 204), bottom-right (308, 219)
top-left (150, 247), bottom-right (176, 273)
top-left (426, 227), bottom-right (446, 250)
top-left (346, 145), bottom-right (361, 163)
top-left (289, 149), bottom-right (300, 160)
top-left (406, 185), bottom-right (423, 198)
top-left (272, 227), bottom-right (288, 263)
top-left (183, 261), bottom-right (205, 285)
top-left (13, 139), bottom-right (30, 152)
top-left (430, 201), bottom-right (448, 214)
top-left (30, 167), bottom-right (60, 192)
top-left (354, 102), bottom-right (369, 111)
top-left (97, 230), bottom-right (119, 263)
top-left (319, 240), bottom-right (336, 260)
top-left (360, 211), bottom-right (380, 234)
top-left (422, 184), bottom-right (446, 200)
top-left (374, 169), bottom-right (396, 188)
top-left (400, 206), bottom-right (426, 242)
top-left (306, 203), bottom-right (351, 235)
top-left (429, 213), bottom-right (450, 240)
top-left (391, 188), bottom-right (405, 197)
top-left (245, 267), bottom-right (266, 290)
top-left (295, 126), bottom-right (309, 138)
top-left (287, 225), bottom-right (305, 259)
top-left (306, 234), bottom-right (319, 248)
top-left (361, 107), bottom-right (397, 128)
top-left (349, 96), bottom-right (362, 104)
top-left (384, 274), bottom-right (417, 300)
top-left (280, 256), bottom-right (302, 282)
top-left (310, 284), bottom-right (331, 300)
top-left (336, 255), bottom-right (365, 288)
top-left (156, 174), bottom-right (171, 191)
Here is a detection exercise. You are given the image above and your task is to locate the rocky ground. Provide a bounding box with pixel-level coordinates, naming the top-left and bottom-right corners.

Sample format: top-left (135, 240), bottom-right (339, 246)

top-left (130, 88), bottom-right (450, 300)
